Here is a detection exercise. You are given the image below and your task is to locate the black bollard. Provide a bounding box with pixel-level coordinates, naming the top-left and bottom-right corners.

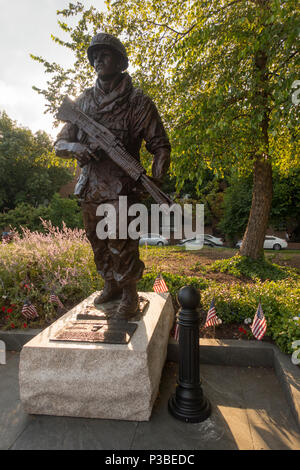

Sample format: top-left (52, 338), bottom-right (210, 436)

top-left (168, 286), bottom-right (211, 422)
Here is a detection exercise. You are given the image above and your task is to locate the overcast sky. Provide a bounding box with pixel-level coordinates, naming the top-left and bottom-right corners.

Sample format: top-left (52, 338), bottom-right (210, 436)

top-left (0, 0), bottom-right (104, 138)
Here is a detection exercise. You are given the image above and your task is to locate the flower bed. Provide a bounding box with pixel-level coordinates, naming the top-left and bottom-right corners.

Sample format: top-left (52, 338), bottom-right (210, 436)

top-left (0, 221), bottom-right (103, 330)
top-left (0, 225), bottom-right (299, 356)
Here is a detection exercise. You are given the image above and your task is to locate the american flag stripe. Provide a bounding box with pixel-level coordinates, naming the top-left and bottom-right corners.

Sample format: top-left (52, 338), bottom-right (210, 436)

top-left (21, 303), bottom-right (38, 320)
top-left (50, 294), bottom-right (64, 309)
top-left (204, 299), bottom-right (222, 328)
top-left (251, 303), bottom-right (267, 340)
top-left (174, 322), bottom-right (179, 342)
top-left (153, 275), bottom-right (168, 293)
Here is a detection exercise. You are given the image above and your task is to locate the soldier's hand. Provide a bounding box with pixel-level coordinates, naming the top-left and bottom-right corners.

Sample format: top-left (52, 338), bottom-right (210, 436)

top-left (89, 142), bottom-right (100, 152)
top-left (55, 139), bottom-right (93, 165)
top-left (69, 143), bottom-right (92, 166)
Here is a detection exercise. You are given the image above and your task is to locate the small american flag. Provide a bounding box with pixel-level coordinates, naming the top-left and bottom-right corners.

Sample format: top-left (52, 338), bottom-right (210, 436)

top-left (153, 274), bottom-right (168, 293)
top-left (251, 303), bottom-right (267, 340)
top-left (204, 298), bottom-right (222, 328)
top-left (21, 300), bottom-right (38, 320)
top-left (49, 292), bottom-right (64, 309)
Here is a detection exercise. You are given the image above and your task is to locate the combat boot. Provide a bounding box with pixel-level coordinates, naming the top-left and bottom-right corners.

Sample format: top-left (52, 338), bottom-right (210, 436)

top-left (94, 280), bottom-right (122, 305)
top-left (116, 282), bottom-right (139, 319)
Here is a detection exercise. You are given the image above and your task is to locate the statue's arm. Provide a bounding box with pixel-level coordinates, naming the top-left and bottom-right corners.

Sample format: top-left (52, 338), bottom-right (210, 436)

top-left (133, 95), bottom-right (171, 183)
top-left (54, 123), bottom-right (92, 167)
top-left (151, 147), bottom-right (171, 184)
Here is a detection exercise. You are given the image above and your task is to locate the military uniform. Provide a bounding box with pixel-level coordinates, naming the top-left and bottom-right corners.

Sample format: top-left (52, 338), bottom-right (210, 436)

top-left (55, 61), bottom-right (170, 308)
top-left (55, 33), bottom-right (170, 317)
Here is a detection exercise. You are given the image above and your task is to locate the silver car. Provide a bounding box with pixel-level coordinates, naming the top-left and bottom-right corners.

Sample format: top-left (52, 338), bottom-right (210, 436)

top-left (139, 233), bottom-right (169, 246)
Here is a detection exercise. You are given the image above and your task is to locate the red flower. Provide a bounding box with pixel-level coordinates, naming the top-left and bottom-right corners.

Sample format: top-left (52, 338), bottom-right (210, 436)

top-left (10, 323), bottom-right (15, 329)
top-left (239, 327), bottom-right (247, 335)
top-left (5, 316), bottom-right (10, 320)
top-left (7, 308), bottom-right (12, 313)
top-left (23, 323), bottom-right (28, 328)
top-left (1, 306), bottom-right (5, 312)
top-left (24, 284), bottom-right (30, 289)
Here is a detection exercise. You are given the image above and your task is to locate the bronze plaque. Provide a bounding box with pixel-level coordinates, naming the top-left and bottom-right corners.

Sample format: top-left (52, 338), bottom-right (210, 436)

top-left (50, 320), bottom-right (137, 344)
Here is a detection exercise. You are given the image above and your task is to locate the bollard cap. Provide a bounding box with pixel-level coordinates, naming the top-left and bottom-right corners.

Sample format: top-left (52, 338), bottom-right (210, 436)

top-left (177, 286), bottom-right (200, 310)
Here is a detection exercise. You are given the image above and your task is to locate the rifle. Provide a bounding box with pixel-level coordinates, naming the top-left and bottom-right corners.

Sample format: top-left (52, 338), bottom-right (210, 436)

top-left (56, 96), bottom-right (173, 206)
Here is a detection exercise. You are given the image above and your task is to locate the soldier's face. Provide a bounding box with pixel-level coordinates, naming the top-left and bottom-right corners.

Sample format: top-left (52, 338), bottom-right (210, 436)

top-left (93, 47), bottom-right (121, 79)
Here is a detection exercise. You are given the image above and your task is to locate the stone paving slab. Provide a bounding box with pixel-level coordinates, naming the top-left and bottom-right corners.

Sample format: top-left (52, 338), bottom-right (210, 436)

top-left (168, 338), bottom-right (300, 428)
top-left (0, 352), bottom-right (31, 450)
top-left (1, 352), bottom-right (300, 450)
top-left (2, 332), bottom-right (300, 432)
top-left (201, 364), bottom-right (300, 450)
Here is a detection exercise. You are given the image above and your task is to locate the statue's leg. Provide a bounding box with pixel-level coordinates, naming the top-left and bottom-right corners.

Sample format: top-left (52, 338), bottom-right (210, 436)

top-left (81, 201), bottom-right (122, 303)
top-left (106, 200), bottom-right (145, 318)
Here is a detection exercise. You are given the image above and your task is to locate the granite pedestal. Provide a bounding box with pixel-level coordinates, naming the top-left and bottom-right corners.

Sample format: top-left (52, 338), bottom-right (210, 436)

top-left (19, 291), bottom-right (174, 421)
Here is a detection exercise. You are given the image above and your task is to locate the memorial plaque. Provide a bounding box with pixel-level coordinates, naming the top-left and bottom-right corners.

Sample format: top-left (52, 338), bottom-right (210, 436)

top-left (50, 320), bottom-right (137, 344)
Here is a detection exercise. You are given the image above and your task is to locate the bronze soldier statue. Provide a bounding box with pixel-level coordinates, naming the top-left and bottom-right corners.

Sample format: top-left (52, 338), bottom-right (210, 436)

top-left (54, 32), bottom-right (171, 319)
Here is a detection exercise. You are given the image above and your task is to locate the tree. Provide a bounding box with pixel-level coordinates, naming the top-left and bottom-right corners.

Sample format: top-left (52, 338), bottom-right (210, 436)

top-left (0, 194), bottom-right (83, 232)
top-left (31, 0), bottom-right (299, 259)
top-left (0, 112), bottom-right (74, 211)
top-left (219, 168), bottom-right (300, 242)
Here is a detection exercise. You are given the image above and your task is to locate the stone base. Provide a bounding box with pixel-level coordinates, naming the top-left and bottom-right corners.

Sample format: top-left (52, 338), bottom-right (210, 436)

top-left (19, 292), bottom-right (174, 421)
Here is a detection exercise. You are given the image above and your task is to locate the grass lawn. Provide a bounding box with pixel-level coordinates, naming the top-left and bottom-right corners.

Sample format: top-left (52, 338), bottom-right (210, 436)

top-left (140, 245), bottom-right (300, 349)
top-left (140, 245), bottom-right (300, 278)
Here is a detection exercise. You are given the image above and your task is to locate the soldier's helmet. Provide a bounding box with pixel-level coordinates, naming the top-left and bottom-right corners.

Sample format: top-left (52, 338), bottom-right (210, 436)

top-left (87, 32), bottom-right (129, 71)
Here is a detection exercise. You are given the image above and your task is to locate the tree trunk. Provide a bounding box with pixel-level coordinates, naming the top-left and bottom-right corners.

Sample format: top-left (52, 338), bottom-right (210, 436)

top-left (240, 24), bottom-right (272, 260)
top-left (240, 156), bottom-right (272, 259)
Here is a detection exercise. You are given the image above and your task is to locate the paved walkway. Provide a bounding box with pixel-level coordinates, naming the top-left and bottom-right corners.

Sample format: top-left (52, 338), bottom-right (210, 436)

top-left (1, 352), bottom-right (300, 450)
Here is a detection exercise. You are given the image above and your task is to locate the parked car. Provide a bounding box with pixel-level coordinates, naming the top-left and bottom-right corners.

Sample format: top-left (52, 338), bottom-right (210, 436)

top-left (177, 237), bottom-right (203, 250)
top-left (236, 236), bottom-right (288, 250)
top-left (139, 233), bottom-right (169, 246)
top-left (203, 234), bottom-right (224, 247)
top-left (178, 234), bottom-right (223, 248)
top-left (184, 238), bottom-right (204, 250)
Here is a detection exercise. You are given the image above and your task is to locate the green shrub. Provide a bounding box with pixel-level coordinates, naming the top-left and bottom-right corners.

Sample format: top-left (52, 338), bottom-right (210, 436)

top-left (138, 270), bottom-right (209, 297)
top-left (48, 193), bottom-right (83, 229)
top-left (0, 194), bottom-right (83, 233)
top-left (209, 254), bottom-right (298, 281)
top-left (0, 203), bottom-right (51, 232)
top-left (201, 279), bottom-right (300, 355)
